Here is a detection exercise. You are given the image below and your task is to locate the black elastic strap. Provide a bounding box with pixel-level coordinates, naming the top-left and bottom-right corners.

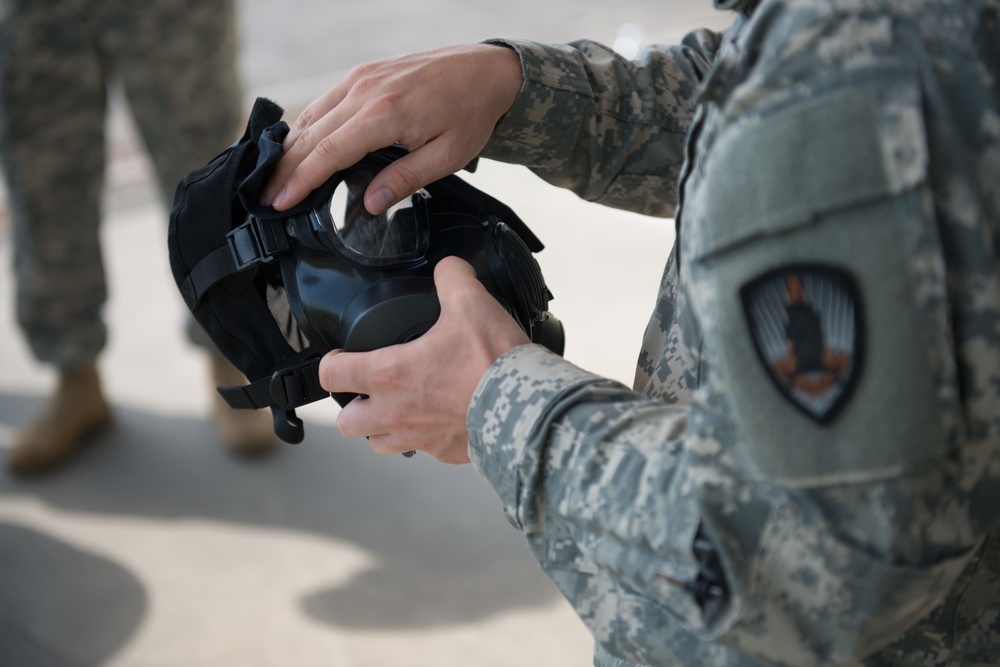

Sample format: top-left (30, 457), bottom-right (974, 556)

top-left (180, 216), bottom-right (289, 309)
top-left (218, 378), bottom-right (271, 410)
top-left (217, 357), bottom-right (328, 412)
top-left (180, 246), bottom-right (236, 309)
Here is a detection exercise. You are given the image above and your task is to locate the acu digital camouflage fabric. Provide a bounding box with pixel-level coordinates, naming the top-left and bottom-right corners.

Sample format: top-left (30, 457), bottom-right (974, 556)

top-left (0, 0), bottom-right (243, 368)
top-left (471, 0), bottom-right (1000, 665)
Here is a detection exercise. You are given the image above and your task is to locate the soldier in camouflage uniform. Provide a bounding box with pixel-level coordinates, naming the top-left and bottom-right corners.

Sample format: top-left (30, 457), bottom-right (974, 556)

top-left (264, 0), bottom-right (1000, 664)
top-left (0, 0), bottom-right (275, 473)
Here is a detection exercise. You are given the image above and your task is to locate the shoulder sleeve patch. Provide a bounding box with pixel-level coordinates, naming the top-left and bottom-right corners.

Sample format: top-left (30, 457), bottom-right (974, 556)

top-left (740, 264), bottom-right (863, 423)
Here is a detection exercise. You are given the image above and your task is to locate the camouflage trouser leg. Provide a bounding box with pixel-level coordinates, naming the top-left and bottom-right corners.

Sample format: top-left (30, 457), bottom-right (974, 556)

top-left (103, 0), bottom-right (244, 352)
top-left (102, 0), bottom-right (244, 204)
top-left (0, 0), bottom-right (243, 368)
top-left (0, 0), bottom-right (110, 369)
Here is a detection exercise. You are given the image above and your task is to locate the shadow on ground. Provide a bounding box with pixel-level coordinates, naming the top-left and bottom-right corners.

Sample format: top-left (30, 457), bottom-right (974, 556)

top-left (0, 522), bottom-right (147, 667)
top-left (0, 391), bottom-right (558, 662)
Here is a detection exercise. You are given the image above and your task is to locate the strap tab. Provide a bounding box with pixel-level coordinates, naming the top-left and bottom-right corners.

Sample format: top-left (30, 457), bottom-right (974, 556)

top-left (216, 381), bottom-right (308, 445)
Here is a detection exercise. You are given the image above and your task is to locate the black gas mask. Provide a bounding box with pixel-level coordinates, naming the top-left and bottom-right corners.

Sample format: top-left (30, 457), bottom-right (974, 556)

top-left (168, 98), bottom-right (563, 444)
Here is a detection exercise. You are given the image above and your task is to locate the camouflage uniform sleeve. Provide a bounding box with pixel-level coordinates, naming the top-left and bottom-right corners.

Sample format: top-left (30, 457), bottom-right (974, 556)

top-left (479, 33), bottom-right (723, 217)
top-left (468, 344), bottom-right (712, 665)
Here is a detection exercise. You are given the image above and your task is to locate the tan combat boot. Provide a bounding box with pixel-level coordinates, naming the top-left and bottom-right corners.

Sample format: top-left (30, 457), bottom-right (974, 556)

top-left (210, 355), bottom-right (277, 456)
top-left (7, 363), bottom-right (112, 475)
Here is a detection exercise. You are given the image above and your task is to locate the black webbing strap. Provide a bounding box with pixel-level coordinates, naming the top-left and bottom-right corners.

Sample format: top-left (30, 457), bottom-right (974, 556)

top-left (180, 215), bottom-right (289, 309)
top-left (218, 357), bottom-right (328, 411)
top-left (218, 377), bottom-right (271, 410)
top-left (179, 246), bottom-right (236, 309)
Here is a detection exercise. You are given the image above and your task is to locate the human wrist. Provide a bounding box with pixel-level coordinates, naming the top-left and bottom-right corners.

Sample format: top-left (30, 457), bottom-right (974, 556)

top-left (479, 40), bottom-right (525, 123)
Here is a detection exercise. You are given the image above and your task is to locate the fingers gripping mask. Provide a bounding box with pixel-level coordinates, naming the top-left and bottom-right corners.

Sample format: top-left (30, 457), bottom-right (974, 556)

top-left (168, 98), bottom-right (564, 444)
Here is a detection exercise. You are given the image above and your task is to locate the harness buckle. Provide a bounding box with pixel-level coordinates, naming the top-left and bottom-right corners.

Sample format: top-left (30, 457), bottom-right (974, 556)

top-left (226, 215), bottom-right (287, 270)
top-left (269, 357), bottom-right (327, 409)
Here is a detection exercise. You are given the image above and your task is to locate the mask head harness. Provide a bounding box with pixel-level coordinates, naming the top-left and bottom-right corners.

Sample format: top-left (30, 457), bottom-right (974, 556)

top-left (169, 98), bottom-right (563, 444)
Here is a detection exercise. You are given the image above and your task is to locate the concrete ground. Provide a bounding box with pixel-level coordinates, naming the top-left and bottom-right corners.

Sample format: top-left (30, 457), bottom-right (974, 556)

top-left (0, 3), bottom-right (731, 666)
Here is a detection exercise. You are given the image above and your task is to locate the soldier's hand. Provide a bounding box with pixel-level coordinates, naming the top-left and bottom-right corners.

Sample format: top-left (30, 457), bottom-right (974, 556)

top-left (317, 257), bottom-right (530, 463)
top-left (262, 43), bottom-right (523, 215)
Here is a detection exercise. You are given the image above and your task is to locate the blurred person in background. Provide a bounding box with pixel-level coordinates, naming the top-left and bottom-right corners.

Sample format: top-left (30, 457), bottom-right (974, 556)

top-left (0, 0), bottom-right (275, 475)
top-left (262, 0), bottom-right (1000, 665)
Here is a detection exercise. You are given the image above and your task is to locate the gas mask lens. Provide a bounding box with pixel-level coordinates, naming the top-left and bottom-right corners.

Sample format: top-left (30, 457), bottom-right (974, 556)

top-left (309, 162), bottom-right (429, 266)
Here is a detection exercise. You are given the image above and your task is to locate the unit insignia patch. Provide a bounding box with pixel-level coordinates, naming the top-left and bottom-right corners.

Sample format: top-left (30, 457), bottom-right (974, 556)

top-left (740, 264), bottom-right (863, 423)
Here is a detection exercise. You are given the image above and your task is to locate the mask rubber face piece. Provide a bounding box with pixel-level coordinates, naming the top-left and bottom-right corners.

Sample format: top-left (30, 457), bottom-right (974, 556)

top-left (169, 97), bottom-right (563, 444)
